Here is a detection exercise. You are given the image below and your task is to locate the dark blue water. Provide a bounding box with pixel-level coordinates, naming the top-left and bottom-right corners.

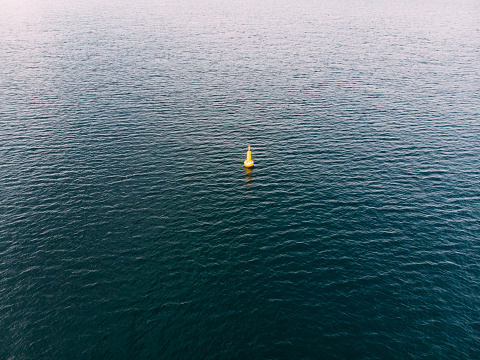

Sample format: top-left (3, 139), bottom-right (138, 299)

top-left (1, 0), bottom-right (480, 358)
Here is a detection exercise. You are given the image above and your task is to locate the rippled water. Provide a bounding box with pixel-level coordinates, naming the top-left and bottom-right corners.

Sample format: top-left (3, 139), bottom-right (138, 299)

top-left (1, 0), bottom-right (480, 358)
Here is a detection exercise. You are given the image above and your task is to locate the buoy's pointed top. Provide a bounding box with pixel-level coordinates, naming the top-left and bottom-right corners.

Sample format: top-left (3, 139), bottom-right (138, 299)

top-left (248, 145), bottom-right (251, 151)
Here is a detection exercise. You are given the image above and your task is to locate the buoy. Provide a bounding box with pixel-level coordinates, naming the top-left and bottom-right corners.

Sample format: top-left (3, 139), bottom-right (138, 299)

top-left (244, 145), bottom-right (254, 168)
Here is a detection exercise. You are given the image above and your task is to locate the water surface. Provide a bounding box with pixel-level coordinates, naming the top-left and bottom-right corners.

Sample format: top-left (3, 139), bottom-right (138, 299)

top-left (1, 0), bottom-right (480, 358)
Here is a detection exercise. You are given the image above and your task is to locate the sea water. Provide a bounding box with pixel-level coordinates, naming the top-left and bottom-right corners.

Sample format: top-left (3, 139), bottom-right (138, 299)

top-left (1, 0), bottom-right (479, 358)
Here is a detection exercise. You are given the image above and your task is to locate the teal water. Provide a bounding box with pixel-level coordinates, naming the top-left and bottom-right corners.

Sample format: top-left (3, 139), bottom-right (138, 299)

top-left (1, 0), bottom-right (480, 358)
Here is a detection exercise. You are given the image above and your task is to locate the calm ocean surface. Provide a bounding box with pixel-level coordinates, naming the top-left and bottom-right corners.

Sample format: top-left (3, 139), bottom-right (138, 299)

top-left (1, 0), bottom-right (479, 358)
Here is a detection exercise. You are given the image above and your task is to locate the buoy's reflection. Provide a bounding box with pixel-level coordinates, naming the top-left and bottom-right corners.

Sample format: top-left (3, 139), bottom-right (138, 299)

top-left (244, 166), bottom-right (253, 184)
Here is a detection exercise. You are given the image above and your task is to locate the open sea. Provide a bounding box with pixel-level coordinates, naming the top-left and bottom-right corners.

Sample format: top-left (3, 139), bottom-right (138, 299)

top-left (1, 0), bottom-right (480, 358)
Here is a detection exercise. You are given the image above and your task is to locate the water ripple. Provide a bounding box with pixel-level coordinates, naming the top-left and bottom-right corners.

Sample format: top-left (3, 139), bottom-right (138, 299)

top-left (1, 0), bottom-right (480, 359)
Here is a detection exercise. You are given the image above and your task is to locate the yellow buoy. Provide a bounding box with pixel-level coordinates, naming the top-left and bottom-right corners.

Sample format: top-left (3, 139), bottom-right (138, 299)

top-left (244, 145), bottom-right (254, 168)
